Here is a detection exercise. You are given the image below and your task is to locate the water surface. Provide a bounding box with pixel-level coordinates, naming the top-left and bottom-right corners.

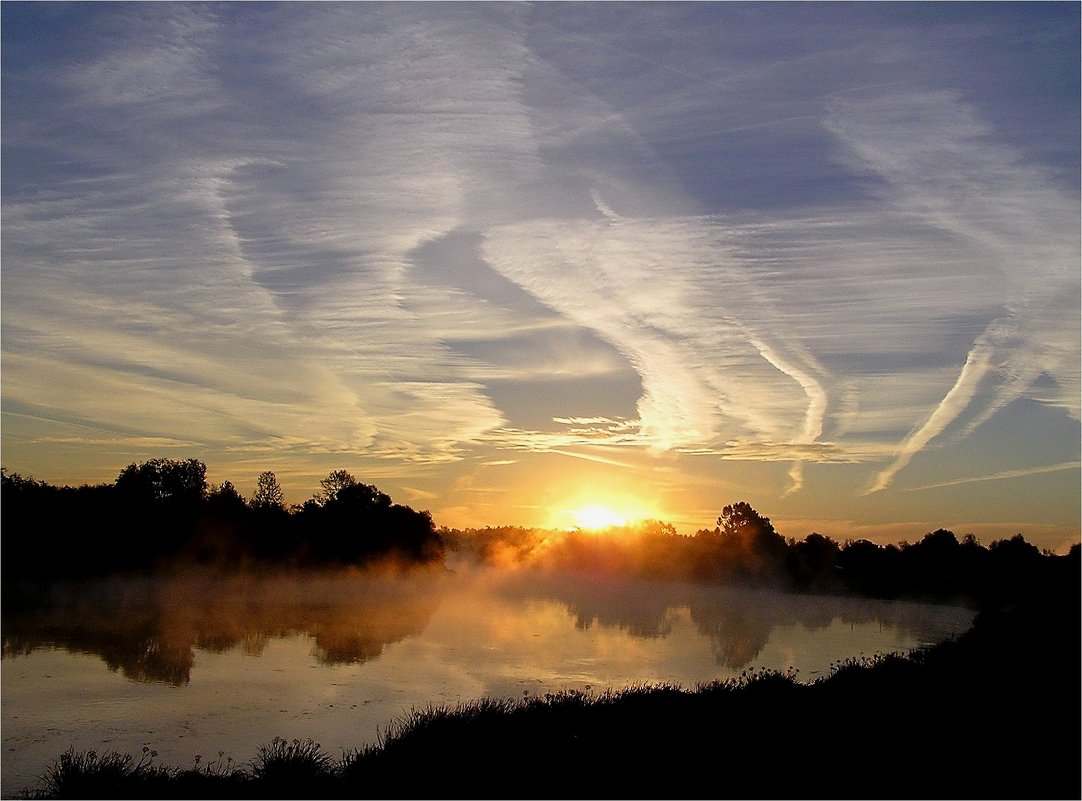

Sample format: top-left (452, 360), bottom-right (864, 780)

top-left (1, 569), bottom-right (974, 797)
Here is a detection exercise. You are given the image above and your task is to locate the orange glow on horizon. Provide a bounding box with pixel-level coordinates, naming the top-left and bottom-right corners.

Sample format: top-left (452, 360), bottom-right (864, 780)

top-left (571, 504), bottom-right (628, 530)
top-left (545, 488), bottom-right (667, 532)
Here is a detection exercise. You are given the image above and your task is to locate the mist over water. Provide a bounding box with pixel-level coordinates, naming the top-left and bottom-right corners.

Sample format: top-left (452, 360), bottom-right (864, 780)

top-left (1, 566), bottom-right (974, 796)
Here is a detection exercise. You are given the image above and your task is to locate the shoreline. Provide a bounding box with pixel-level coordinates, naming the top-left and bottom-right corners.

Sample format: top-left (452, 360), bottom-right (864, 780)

top-left (19, 582), bottom-right (1080, 800)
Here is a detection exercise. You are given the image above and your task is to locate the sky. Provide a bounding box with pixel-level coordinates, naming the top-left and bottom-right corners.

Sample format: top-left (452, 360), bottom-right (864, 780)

top-left (2, 2), bottom-right (1079, 551)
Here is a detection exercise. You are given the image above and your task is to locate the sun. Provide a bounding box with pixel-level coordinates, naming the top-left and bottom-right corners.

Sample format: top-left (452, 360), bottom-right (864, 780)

top-left (571, 504), bottom-right (629, 530)
top-left (543, 481), bottom-right (666, 532)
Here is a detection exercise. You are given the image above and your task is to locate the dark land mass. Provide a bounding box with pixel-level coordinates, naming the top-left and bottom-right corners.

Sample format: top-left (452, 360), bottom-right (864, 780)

top-left (3, 458), bottom-right (1080, 798)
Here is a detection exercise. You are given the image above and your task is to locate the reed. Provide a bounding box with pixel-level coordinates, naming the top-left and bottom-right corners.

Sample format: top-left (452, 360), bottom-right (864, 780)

top-left (34, 747), bottom-right (172, 799)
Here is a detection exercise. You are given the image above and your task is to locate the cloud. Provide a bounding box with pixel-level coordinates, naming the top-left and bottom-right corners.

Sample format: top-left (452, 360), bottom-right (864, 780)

top-left (825, 90), bottom-right (1079, 490)
top-left (903, 461), bottom-right (1081, 492)
top-left (31, 436), bottom-right (199, 450)
top-left (867, 338), bottom-right (996, 494)
top-left (2, 4), bottom-right (1077, 518)
top-left (488, 423), bottom-right (649, 453)
top-left (479, 79), bottom-right (1076, 496)
top-left (711, 441), bottom-right (871, 464)
top-left (66, 5), bottom-right (224, 113)
top-left (481, 213), bottom-right (821, 456)
top-left (3, 5), bottom-right (544, 466)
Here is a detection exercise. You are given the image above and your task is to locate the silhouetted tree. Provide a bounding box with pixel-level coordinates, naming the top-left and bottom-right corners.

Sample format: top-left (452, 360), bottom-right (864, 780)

top-left (190, 480), bottom-right (253, 567)
top-left (209, 480), bottom-right (245, 508)
top-left (989, 532), bottom-right (1041, 561)
top-left (115, 458), bottom-right (207, 507)
top-left (716, 502), bottom-right (788, 583)
top-left (206, 480), bottom-right (248, 527)
top-left (901, 529), bottom-right (964, 599)
top-left (788, 532), bottom-right (842, 592)
top-left (109, 458), bottom-right (209, 566)
top-left (986, 533), bottom-right (1045, 602)
top-left (251, 471), bottom-right (285, 510)
top-left (333, 482), bottom-right (392, 512)
top-left (317, 469), bottom-right (357, 505)
top-left (717, 502), bottom-right (774, 538)
top-left (838, 539), bottom-right (890, 597)
top-left (291, 470), bottom-right (442, 565)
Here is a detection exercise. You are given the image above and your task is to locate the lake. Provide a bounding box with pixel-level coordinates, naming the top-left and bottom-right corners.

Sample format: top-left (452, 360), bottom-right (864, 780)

top-left (1, 568), bottom-right (974, 797)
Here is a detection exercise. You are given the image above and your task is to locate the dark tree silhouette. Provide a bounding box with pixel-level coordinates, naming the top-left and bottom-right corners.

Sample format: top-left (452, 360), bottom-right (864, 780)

top-left (788, 532), bottom-right (842, 592)
top-left (209, 480), bottom-right (244, 506)
top-left (251, 471), bottom-right (285, 510)
top-left (317, 469), bottom-right (357, 505)
top-left (716, 501), bottom-right (789, 583)
top-left (836, 538), bottom-right (901, 597)
top-left (115, 458), bottom-right (207, 507)
top-left (207, 480), bottom-right (247, 518)
top-left (332, 482), bottom-right (392, 512)
top-left (1, 464), bottom-right (1073, 603)
top-left (717, 502), bottom-right (775, 538)
top-left (2, 459), bottom-right (448, 578)
top-left (298, 474), bottom-right (439, 564)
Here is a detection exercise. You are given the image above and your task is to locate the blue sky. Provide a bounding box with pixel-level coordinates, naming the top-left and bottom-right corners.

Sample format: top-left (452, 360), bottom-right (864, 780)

top-left (2, 2), bottom-right (1079, 549)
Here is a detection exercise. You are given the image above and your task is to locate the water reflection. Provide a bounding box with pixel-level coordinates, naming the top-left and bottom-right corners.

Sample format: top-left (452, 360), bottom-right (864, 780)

top-left (497, 573), bottom-right (974, 669)
top-left (2, 568), bottom-right (978, 799)
top-left (2, 569), bottom-right (974, 687)
top-left (2, 569), bottom-right (449, 685)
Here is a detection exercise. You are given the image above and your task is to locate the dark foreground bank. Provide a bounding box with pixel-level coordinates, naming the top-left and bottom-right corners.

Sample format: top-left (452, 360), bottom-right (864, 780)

top-left (22, 579), bottom-right (1080, 801)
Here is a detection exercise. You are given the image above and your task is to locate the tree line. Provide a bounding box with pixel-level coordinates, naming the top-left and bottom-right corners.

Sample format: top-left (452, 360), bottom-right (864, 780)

top-left (3, 460), bottom-right (1077, 606)
top-left (1, 459), bottom-right (443, 579)
top-left (443, 501), bottom-right (1079, 606)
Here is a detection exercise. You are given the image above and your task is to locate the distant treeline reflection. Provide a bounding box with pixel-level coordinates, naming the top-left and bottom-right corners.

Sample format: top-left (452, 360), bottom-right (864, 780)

top-left (0, 571), bottom-right (971, 685)
top-left (3, 459), bottom-right (1076, 608)
top-left (2, 572), bottom-right (447, 685)
top-left (498, 574), bottom-right (973, 670)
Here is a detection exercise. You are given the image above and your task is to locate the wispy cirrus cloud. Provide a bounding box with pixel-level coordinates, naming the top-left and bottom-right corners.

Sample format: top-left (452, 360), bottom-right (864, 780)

top-left (32, 436), bottom-right (199, 451)
top-left (4, 5), bottom-right (542, 470)
top-left (480, 76), bottom-right (1076, 497)
top-left (904, 461), bottom-right (1081, 492)
top-left (867, 338), bottom-right (996, 494)
top-left (825, 91), bottom-right (1079, 491)
top-left (2, 3), bottom-right (1077, 539)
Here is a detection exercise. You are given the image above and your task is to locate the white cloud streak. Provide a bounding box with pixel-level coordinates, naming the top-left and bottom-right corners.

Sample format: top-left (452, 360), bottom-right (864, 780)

top-left (2, 5), bottom-right (1077, 513)
top-left (826, 91), bottom-right (1079, 490)
top-left (867, 338), bottom-right (996, 494)
top-left (903, 461), bottom-right (1081, 492)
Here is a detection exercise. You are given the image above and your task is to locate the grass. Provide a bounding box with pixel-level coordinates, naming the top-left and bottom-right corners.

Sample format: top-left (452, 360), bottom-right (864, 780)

top-left (23, 593), bottom-right (1080, 800)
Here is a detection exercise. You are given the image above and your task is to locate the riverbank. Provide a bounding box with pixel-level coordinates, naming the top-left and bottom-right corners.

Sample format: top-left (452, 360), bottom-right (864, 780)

top-left (23, 580), bottom-right (1080, 800)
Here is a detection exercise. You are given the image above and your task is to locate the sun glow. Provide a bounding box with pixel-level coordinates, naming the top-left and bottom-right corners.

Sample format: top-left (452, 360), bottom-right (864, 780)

top-left (572, 504), bottom-right (628, 530)
top-left (538, 470), bottom-right (667, 532)
top-left (558, 496), bottom-right (665, 531)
